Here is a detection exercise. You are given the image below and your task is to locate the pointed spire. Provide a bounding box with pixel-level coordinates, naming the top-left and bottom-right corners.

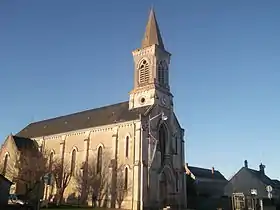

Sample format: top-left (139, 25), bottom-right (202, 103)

top-left (141, 8), bottom-right (165, 50)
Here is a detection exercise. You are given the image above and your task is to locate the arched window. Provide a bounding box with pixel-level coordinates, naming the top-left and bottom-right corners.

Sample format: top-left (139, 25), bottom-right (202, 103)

top-left (158, 60), bottom-right (168, 87)
top-left (2, 153), bottom-right (9, 176)
top-left (158, 124), bottom-right (167, 165)
top-left (139, 60), bottom-right (149, 84)
top-left (158, 61), bottom-right (164, 85)
top-left (71, 149), bottom-right (77, 175)
top-left (125, 136), bottom-right (129, 158)
top-left (49, 151), bottom-right (54, 171)
top-left (97, 146), bottom-right (102, 174)
top-left (176, 172), bottom-right (179, 192)
top-left (124, 167), bottom-right (128, 190)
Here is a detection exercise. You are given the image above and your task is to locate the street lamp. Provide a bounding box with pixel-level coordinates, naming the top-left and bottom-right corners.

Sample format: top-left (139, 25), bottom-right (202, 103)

top-left (148, 112), bottom-right (168, 168)
top-left (147, 112), bottom-right (168, 206)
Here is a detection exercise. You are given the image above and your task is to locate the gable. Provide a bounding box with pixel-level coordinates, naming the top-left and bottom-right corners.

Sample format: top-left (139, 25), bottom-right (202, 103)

top-left (224, 167), bottom-right (267, 197)
top-left (16, 101), bottom-right (149, 138)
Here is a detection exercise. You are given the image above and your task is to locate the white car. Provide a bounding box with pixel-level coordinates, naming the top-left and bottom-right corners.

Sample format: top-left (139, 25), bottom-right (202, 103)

top-left (8, 194), bottom-right (25, 205)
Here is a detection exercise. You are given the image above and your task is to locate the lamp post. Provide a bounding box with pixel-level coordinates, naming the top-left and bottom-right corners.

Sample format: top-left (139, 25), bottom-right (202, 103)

top-left (147, 111), bottom-right (168, 206)
top-left (148, 112), bottom-right (168, 169)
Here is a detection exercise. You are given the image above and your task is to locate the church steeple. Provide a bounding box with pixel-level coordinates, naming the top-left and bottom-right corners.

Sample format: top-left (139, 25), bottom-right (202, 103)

top-left (141, 9), bottom-right (165, 50)
top-left (129, 9), bottom-right (172, 110)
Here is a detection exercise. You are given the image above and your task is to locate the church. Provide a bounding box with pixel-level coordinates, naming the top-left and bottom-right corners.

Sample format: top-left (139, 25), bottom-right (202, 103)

top-left (0, 9), bottom-right (186, 210)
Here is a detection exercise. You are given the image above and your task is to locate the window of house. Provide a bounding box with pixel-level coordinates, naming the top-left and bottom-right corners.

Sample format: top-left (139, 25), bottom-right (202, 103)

top-left (125, 136), bottom-right (129, 158)
top-left (139, 60), bottom-right (149, 84)
top-left (124, 167), bottom-right (128, 190)
top-left (97, 146), bottom-right (102, 174)
top-left (71, 149), bottom-right (76, 175)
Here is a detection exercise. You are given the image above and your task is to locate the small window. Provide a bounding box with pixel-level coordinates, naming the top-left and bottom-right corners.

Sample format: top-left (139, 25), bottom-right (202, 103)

top-left (97, 146), bottom-right (102, 174)
top-left (176, 172), bottom-right (179, 192)
top-left (175, 137), bottom-right (178, 154)
top-left (124, 167), bottom-right (128, 190)
top-left (125, 136), bottom-right (129, 158)
top-left (71, 149), bottom-right (77, 175)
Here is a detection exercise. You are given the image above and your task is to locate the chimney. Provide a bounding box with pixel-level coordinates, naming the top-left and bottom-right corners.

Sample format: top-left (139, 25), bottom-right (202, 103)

top-left (211, 167), bottom-right (215, 174)
top-left (259, 163), bottom-right (265, 175)
top-left (244, 160), bottom-right (248, 168)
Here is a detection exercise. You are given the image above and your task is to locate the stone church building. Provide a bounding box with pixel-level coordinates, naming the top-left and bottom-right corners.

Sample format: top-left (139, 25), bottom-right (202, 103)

top-left (0, 9), bottom-right (186, 209)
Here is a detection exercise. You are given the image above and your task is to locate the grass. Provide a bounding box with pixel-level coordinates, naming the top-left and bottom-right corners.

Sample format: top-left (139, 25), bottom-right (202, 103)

top-left (45, 208), bottom-right (110, 210)
top-left (43, 204), bottom-right (120, 210)
top-left (44, 207), bottom-right (117, 210)
top-left (45, 207), bottom-right (109, 210)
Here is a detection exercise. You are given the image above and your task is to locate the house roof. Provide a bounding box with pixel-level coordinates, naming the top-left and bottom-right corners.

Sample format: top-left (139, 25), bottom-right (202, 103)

top-left (17, 101), bottom-right (149, 138)
top-left (187, 166), bottom-right (227, 181)
top-left (245, 167), bottom-right (280, 190)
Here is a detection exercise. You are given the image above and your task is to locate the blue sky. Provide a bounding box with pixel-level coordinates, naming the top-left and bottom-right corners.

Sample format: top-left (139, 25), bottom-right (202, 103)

top-left (1, 0), bottom-right (280, 179)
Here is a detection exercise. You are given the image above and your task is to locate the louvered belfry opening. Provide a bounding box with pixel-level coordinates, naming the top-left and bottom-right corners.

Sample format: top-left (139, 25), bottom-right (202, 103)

top-left (139, 59), bottom-right (149, 84)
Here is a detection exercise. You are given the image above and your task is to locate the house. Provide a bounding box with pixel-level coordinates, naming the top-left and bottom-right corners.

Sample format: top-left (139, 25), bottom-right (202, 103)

top-left (0, 8), bottom-right (186, 210)
top-left (0, 174), bottom-right (13, 205)
top-left (185, 164), bottom-right (230, 210)
top-left (186, 164), bottom-right (228, 198)
top-left (224, 160), bottom-right (280, 210)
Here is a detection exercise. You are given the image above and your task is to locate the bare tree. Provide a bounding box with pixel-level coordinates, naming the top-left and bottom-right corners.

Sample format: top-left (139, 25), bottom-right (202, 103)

top-left (75, 151), bottom-right (112, 207)
top-left (51, 157), bottom-right (72, 205)
top-left (74, 162), bottom-right (88, 205)
top-left (13, 147), bottom-right (49, 202)
top-left (115, 165), bottom-right (131, 209)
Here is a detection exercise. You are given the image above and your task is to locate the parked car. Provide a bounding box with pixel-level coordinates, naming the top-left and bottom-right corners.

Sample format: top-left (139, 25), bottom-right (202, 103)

top-left (8, 194), bottom-right (25, 205)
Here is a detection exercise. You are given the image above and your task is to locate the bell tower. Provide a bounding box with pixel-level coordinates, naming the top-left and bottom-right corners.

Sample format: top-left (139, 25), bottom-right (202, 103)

top-left (129, 9), bottom-right (173, 110)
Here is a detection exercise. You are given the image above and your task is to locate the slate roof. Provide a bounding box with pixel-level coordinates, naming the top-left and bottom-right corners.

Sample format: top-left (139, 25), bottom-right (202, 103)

top-left (188, 166), bottom-right (227, 181)
top-left (246, 167), bottom-right (280, 190)
top-left (17, 101), bottom-right (149, 138)
top-left (142, 9), bottom-right (165, 50)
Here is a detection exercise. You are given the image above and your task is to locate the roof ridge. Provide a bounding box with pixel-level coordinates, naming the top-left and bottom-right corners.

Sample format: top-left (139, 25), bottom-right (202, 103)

top-left (16, 101), bottom-right (149, 138)
top-left (28, 101), bottom-right (129, 125)
top-left (188, 165), bottom-right (218, 171)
